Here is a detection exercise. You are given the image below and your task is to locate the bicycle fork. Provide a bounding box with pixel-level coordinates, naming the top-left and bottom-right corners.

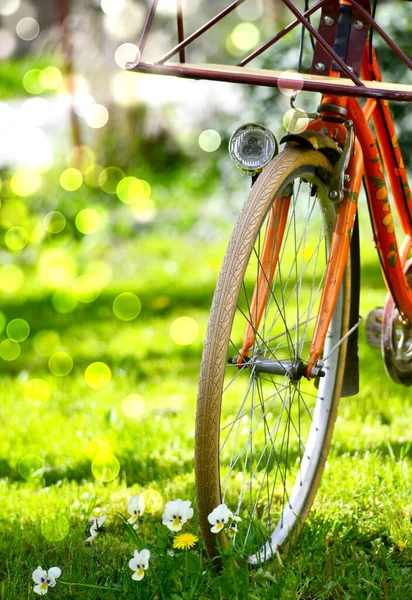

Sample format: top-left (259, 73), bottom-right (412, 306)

top-left (238, 132), bottom-right (363, 380)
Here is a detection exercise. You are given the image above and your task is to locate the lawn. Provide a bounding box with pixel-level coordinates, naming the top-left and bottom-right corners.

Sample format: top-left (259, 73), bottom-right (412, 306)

top-left (1, 187), bottom-right (412, 599)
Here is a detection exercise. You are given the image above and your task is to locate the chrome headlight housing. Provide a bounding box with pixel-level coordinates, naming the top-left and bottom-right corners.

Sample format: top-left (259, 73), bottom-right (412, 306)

top-left (229, 123), bottom-right (278, 174)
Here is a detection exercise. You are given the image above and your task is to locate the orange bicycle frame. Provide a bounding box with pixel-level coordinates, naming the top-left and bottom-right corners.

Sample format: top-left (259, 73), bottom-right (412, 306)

top-left (239, 40), bottom-right (412, 377)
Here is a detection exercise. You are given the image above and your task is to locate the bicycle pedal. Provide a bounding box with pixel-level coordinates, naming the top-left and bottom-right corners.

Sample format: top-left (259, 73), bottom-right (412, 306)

top-left (365, 307), bottom-right (384, 349)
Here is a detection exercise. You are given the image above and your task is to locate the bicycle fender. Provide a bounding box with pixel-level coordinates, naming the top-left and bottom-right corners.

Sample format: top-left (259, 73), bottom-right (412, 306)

top-left (280, 130), bottom-right (341, 164)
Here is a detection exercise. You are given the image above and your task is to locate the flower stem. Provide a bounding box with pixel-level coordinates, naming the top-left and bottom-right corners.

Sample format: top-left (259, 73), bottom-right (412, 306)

top-left (60, 580), bottom-right (122, 592)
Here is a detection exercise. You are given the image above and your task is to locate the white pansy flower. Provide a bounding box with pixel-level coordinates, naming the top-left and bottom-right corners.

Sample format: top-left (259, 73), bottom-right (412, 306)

top-left (86, 514), bottom-right (106, 542)
top-left (162, 499), bottom-right (194, 532)
top-left (127, 494), bottom-right (145, 529)
top-left (129, 549), bottom-right (150, 581)
top-left (207, 504), bottom-right (233, 533)
top-left (32, 566), bottom-right (61, 595)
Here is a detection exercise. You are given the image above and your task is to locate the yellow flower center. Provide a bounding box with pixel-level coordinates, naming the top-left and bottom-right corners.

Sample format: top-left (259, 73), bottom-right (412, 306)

top-left (40, 581), bottom-right (48, 590)
top-left (215, 521), bottom-right (224, 532)
top-left (137, 567), bottom-right (144, 578)
top-left (172, 517), bottom-right (181, 528)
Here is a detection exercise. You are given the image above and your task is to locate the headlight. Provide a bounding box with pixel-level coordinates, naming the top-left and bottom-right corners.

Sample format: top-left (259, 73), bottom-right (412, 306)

top-left (229, 123), bottom-right (278, 174)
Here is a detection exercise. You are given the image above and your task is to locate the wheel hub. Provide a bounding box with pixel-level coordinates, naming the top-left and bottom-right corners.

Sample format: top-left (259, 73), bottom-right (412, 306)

top-left (228, 355), bottom-right (325, 381)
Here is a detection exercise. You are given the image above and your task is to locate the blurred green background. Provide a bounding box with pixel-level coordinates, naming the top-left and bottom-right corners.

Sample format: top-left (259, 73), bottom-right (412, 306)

top-left (1, 0), bottom-right (412, 597)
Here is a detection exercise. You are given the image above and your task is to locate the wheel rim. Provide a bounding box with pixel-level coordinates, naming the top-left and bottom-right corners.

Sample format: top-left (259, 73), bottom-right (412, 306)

top-left (217, 169), bottom-right (343, 561)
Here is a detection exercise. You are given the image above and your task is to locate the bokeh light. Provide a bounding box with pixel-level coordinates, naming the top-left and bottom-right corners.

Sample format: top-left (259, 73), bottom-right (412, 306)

top-left (91, 452), bottom-right (120, 482)
top-left (278, 70), bottom-right (304, 97)
top-left (112, 292), bottom-right (141, 321)
top-left (0, 0), bottom-right (21, 16)
top-left (40, 66), bottom-right (63, 91)
top-left (170, 316), bottom-right (199, 346)
top-left (44, 211), bottom-right (66, 234)
top-left (5, 226), bottom-right (28, 250)
top-left (33, 330), bottom-right (60, 357)
top-left (24, 378), bottom-right (51, 406)
top-left (231, 22), bottom-right (260, 51)
top-left (60, 168), bottom-right (83, 191)
top-left (41, 513), bottom-right (70, 541)
top-left (20, 97), bottom-right (51, 126)
top-left (48, 352), bottom-right (73, 377)
top-left (6, 318), bottom-right (30, 342)
top-left (0, 29), bottom-right (17, 59)
top-left (39, 249), bottom-right (77, 287)
top-left (51, 289), bottom-right (78, 313)
top-left (85, 362), bottom-right (112, 389)
top-left (114, 42), bottom-right (140, 68)
top-left (73, 275), bottom-right (101, 303)
top-left (198, 129), bottom-right (221, 152)
top-left (84, 104), bottom-right (109, 128)
top-left (99, 166), bottom-right (124, 194)
top-left (73, 92), bottom-right (96, 118)
top-left (142, 489), bottom-right (163, 513)
top-left (16, 17), bottom-right (39, 41)
top-left (23, 68), bottom-right (45, 94)
top-left (75, 208), bottom-right (101, 234)
top-left (10, 170), bottom-right (40, 196)
top-left (0, 265), bottom-right (24, 294)
top-left (121, 393), bottom-right (146, 419)
top-left (101, 0), bottom-right (125, 16)
top-left (283, 108), bottom-right (309, 134)
top-left (0, 339), bottom-right (21, 361)
top-left (18, 453), bottom-right (45, 480)
top-left (116, 176), bottom-right (151, 204)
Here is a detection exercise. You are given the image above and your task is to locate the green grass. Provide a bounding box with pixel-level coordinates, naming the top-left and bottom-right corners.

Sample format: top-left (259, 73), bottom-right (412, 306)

top-left (2, 201), bottom-right (412, 599)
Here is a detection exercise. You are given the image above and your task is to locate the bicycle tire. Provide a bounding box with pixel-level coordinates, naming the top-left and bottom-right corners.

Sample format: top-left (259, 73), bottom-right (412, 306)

top-left (195, 147), bottom-right (351, 563)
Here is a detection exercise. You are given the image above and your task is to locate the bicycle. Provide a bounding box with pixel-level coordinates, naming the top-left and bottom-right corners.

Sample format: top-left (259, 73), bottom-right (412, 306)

top-left (129, 0), bottom-right (412, 563)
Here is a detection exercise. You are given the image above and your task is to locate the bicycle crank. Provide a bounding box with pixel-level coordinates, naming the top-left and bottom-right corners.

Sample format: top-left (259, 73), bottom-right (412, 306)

top-left (228, 356), bottom-right (325, 381)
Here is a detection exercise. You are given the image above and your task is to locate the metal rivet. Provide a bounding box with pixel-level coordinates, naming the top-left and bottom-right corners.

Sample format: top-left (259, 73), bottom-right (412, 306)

top-left (324, 15), bottom-right (334, 26)
top-left (354, 20), bottom-right (364, 30)
top-left (315, 63), bottom-right (325, 72)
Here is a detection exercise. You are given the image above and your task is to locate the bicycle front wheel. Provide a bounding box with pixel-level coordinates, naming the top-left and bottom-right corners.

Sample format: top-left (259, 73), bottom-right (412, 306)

top-left (195, 148), bottom-right (351, 563)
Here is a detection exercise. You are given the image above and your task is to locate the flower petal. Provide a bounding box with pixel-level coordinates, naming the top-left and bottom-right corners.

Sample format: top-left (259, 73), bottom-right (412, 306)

top-left (128, 514), bottom-right (138, 524)
top-left (97, 515), bottom-right (106, 528)
top-left (48, 567), bottom-right (61, 579)
top-left (167, 520), bottom-right (182, 532)
top-left (211, 522), bottom-right (224, 533)
top-left (140, 549), bottom-right (150, 562)
top-left (33, 584), bottom-right (48, 595)
top-left (129, 558), bottom-right (138, 571)
top-left (132, 568), bottom-right (145, 581)
top-left (32, 567), bottom-right (47, 584)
